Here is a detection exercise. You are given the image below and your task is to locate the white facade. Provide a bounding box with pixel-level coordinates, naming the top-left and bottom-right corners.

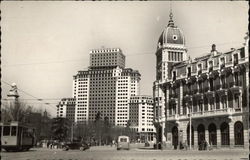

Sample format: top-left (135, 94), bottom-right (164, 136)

top-left (115, 70), bottom-right (140, 126)
top-left (115, 75), bottom-right (131, 126)
top-left (73, 48), bottom-right (141, 125)
top-left (129, 95), bottom-right (156, 142)
top-left (73, 72), bottom-right (90, 123)
top-left (56, 98), bottom-right (76, 122)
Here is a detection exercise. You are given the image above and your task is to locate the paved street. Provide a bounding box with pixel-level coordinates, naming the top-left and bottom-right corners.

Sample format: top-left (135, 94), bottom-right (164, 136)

top-left (1, 146), bottom-right (249, 160)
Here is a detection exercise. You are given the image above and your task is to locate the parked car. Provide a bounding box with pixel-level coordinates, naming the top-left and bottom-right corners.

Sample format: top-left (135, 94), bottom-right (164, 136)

top-left (62, 141), bottom-right (90, 151)
top-left (117, 136), bottom-right (130, 150)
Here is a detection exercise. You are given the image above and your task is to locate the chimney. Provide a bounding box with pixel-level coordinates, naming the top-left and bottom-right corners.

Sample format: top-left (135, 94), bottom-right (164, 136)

top-left (211, 44), bottom-right (217, 56)
top-left (211, 44), bottom-right (216, 52)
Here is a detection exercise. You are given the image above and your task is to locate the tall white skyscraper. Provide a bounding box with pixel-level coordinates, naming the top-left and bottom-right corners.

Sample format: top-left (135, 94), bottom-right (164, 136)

top-left (73, 48), bottom-right (141, 126)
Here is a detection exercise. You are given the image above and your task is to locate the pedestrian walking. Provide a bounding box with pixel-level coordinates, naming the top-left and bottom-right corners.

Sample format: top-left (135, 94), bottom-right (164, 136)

top-left (184, 140), bottom-right (188, 150)
top-left (204, 140), bottom-right (208, 150)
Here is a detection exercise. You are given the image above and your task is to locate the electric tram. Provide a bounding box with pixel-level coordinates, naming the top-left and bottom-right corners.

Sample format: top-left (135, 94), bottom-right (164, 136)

top-left (0, 121), bottom-right (36, 151)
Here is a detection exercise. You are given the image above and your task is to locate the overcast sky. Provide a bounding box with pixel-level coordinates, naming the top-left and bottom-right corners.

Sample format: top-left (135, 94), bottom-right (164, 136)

top-left (1, 1), bottom-right (248, 116)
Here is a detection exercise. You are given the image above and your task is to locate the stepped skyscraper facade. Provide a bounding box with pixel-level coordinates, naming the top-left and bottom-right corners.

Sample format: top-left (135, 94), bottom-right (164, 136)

top-left (73, 48), bottom-right (141, 126)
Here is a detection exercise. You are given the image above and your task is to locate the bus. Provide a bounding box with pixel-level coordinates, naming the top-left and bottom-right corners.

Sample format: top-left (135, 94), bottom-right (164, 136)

top-left (117, 136), bottom-right (130, 150)
top-left (0, 121), bottom-right (36, 152)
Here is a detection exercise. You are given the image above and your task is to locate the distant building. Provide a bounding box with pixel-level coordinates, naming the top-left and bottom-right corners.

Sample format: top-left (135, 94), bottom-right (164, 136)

top-left (73, 48), bottom-right (141, 126)
top-left (153, 11), bottom-right (249, 149)
top-left (129, 95), bottom-right (156, 142)
top-left (56, 98), bottom-right (75, 122)
top-left (40, 110), bottom-right (52, 140)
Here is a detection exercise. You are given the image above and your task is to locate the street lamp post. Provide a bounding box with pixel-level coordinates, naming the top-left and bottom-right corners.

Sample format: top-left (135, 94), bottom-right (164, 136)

top-left (189, 103), bottom-right (192, 150)
top-left (71, 122), bottom-right (74, 142)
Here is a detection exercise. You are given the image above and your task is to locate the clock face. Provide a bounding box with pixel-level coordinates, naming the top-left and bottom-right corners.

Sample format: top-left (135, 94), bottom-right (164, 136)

top-left (173, 35), bottom-right (178, 40)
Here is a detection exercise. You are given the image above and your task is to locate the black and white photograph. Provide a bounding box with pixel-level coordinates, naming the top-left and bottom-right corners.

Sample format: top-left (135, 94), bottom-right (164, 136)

top-left (1, 1), bottom-right (249, 160)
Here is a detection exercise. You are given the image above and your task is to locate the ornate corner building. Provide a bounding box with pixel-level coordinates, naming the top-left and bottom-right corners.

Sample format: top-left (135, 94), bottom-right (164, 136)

top-left (153, 12), bottom-right (249, 149)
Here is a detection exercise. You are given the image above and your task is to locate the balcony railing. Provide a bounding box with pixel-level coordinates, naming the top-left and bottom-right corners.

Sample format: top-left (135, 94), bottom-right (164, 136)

top-left (198, 88), bottom-right (203, 93)
top-left (221, 83), bottom-right (228, 89)
top-left (214, 85), bottom-right (221, 90)
top-left (239, 57), bottom-right (247, 63)
top-left (209, 67), bottom-right (213, 72)
top-left (233, 60), bottom-right (239, 66)
top-left (167, 114), bottom-right (179, 121)
top-left (167, 108), bottom-right (243, 121)
top-left (203, 87), bottom-right (209, 92)
top-left (183, 90), bottom-right (192, 96)
top-left (213, 83), bottom-right (230, 90)
top-left (220, 64), bottom-right (225, 69)
top-left (229, 81), bottom-right (242, 88)
top-left (225, 60), bottom-right (233, 68)
top-left (198, 70), bottom-right (202, 75)
top-left (192, 89), bottom-right (198, 94)
top-left (169, 93), bottom-right (178, 99)
top-left (209, 86), bottom-right (214, 91)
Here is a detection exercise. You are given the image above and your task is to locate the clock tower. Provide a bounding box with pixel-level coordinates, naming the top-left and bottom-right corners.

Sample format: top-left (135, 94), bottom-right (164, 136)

top-left (153, 10), bottom-right (187, 148)
top-left (156, 11), bottom-right (187, 82)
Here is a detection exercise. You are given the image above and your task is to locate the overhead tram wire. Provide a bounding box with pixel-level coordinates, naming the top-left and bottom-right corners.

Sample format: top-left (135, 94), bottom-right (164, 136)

top-left (1, 41), bottom-right (243, 68)
top-left (2, 80), bottom-right (57, 110)
top-left (1, 59), bottom-right (88, 67)
top-left (1, 98), bottom-right (63, 101)
top-left (126, 41), bottom-right (243, 56)
top-left (1, 99), bottom-right (59, 105)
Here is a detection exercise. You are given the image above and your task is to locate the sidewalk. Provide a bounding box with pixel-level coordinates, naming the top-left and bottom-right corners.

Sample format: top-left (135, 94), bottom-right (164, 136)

top-left (89, 145), bottom-right (116, 151)
top-left (136, 147), bottom-right (249, 152)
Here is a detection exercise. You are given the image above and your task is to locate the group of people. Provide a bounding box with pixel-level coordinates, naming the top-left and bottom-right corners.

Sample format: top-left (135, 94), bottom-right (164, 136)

top-left (198, 140), bottom-right (211, 150)
top-left (47, 141), bottom-right (60, 149)
top-left (178, 140), bottom-right (212, 150)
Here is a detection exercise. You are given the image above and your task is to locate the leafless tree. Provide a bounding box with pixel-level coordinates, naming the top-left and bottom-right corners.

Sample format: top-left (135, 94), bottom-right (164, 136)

top-left (1, 100), bottom-right (33, 123)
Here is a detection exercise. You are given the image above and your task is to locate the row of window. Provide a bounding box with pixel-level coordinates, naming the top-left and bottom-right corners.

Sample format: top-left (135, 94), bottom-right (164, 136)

top-left (118, 103), bottom-right (127, 106)
top-left (78, 81), bottom-right (88, 84)
top-left (117, 114), bottom-right (128, 116)
top-left (118, 90), bottom-right (128, 92)
top-left (118, 97), bottom-right (128, 99)
top-left (89, 108), bottom-right (115, 111)
top-left (173, 52), bottom-right (244, 79)
top-left (77, 78), bottom-right (88, 81)
top-left (77, 111), bottom-right (87, 113)
top-left (77, 95), bottom-right (87, 97)
top-left (118, 80), bottom-right (128, 83)
top-left (117, 117), bottom-right (128, 119)
top-left (77, 108), bottom-right (87, 110)
top-left (89, 104), bottom-right (116, 108)
top-left (168, 51), bottom-right (184, 62)
top-left (77, 101), bottom-right (87, 104)
top-left (91, 62), bottom-right (118, 66)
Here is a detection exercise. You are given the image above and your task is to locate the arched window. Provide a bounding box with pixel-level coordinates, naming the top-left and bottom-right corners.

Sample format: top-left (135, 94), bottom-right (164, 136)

top-left (220, 122), bottom-right (230, 146)
top-left (197, 124), bottom-right (205, 146)
top-left (172, 126), bottom-right (178, 149)
top-left (208, 123), bottom-right (217, 146)
top-left (234, 121), bottom-right (244, 145)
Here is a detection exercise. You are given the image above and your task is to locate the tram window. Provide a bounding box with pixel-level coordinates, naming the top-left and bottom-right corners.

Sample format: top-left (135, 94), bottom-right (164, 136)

top-left (0, 127), bottom-right (2, 136)
top-left (3, 126), bottom-right (10, 136)
top-left (11, 126), bottom-right (17, 136)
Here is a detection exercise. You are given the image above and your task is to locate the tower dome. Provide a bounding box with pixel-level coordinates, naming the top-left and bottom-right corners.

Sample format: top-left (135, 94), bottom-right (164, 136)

top-left (157, 11), bottom-right (185, 47)
top-left (155, 10), bottom-right (188, 82)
